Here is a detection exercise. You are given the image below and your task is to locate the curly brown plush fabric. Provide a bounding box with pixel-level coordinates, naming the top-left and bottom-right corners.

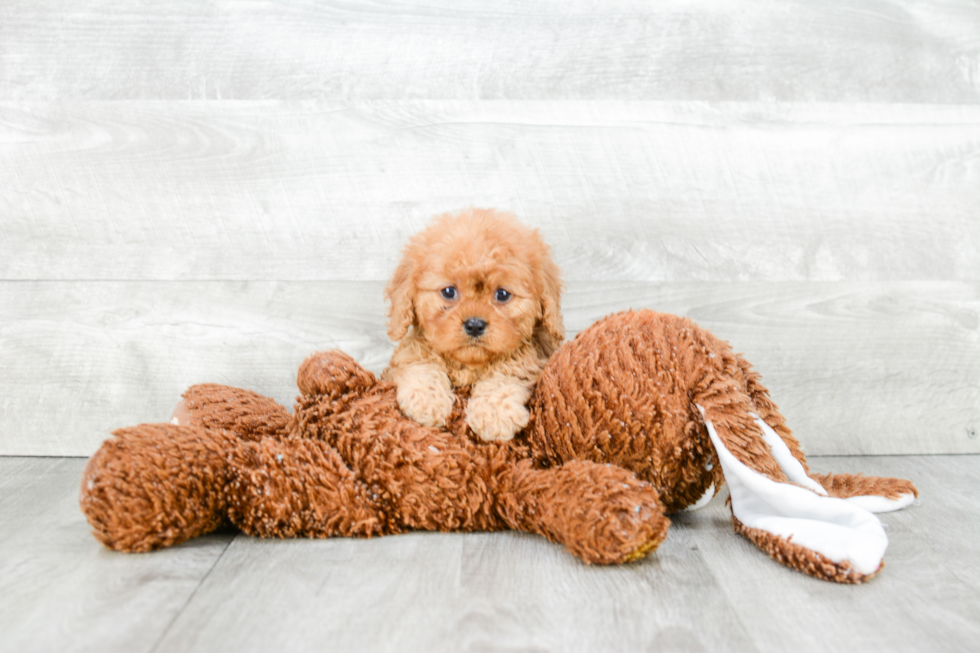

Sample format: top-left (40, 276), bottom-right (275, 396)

top-left (731, 516), bottom-right (876, 584)
top-left (82, 348), bottom-right (670, 564)
top-left (80, 310), bottom-right (917, 581)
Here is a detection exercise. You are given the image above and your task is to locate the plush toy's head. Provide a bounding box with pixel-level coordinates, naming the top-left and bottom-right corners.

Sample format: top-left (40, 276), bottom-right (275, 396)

top-left (526, 311), bottom-right (918, 583)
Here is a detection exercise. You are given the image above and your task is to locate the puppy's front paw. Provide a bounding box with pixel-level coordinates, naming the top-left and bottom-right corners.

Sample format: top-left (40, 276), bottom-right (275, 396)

top-left (466, 393), bottom-right (530, 442)
top-left (396, 382), bottom-right (456, 428)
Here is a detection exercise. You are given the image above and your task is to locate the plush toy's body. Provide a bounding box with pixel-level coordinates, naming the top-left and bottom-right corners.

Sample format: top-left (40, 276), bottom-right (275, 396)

top-left (81, 311), bottom-right (917, 583)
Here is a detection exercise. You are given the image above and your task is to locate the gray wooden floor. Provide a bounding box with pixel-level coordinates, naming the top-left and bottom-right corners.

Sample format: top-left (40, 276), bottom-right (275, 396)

top-left (1, 454), bottom-right (976, 653)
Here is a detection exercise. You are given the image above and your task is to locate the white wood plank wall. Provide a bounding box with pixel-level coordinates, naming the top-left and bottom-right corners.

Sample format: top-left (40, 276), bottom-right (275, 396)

top-left (1, 1), bottom-right (978, 456)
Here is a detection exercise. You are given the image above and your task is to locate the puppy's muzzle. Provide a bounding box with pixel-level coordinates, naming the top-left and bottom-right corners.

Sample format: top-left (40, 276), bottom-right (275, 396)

top-left (463, 318), bottom-right (487, 338)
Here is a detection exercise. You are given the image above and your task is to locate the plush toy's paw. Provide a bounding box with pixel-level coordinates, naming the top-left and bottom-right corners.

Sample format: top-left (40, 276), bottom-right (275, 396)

top-left (298, 350), bottom-right (377, 399)
top-left (173, 384), bottom-right (291, 441)
top-left (570, 496), bottom-right (670, 565)
top-left (80, 423), bottom-right (236, 552)
top-left (394, 369), bottom-right (456, 428)
top-left (500, 460), bottom-right (670, 564)
top-left (465, 388), bottom-right (531, 442)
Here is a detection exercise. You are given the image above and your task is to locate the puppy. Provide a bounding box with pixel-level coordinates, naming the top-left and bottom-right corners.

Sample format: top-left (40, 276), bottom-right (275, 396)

top-left (383, 208), bottom-right (564, 441)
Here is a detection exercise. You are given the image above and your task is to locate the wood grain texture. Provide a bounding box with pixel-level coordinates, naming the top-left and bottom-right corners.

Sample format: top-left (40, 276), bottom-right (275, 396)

top-left (2, 101), bottom-right (978, 282)
top-left (152, 531), bottom-right (756, 653)
top-left (692, 454), bottom-right (980, 653)
top-left (2, 280), bottom-right (976, 457)
top-left (2, 0), bottom-right (979, 102)
top-left (0, 458), bottom-right (234, 653)
top-left (2, 2), bottom-right (977, 647)
top-left (0, 454), bottom-right (975, 653)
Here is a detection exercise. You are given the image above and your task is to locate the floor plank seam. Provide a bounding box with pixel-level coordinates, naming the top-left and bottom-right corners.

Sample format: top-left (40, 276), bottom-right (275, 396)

top-left (147, 535), bottom-right (236, 653)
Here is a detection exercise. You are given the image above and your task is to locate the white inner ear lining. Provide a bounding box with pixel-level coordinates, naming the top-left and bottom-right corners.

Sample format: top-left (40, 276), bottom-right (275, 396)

top-left (695, 404), bottom-right (888, 576)
top-left (749, 413), bottom-right (827, 495)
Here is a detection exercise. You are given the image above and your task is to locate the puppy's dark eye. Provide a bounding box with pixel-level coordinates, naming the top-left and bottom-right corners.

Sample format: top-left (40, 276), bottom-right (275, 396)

top-left (440, 286), bottom-right (458, 300)
top-left (495, 288), bottom-right (512, 303)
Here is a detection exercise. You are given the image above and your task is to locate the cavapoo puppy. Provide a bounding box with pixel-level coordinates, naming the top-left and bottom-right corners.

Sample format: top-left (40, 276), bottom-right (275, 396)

top-left (383, 208), bottom-right (564, 441)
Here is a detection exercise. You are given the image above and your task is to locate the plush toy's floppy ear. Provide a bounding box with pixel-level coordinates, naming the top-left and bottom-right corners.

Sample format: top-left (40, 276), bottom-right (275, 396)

top-left (695, 405), bottom-right (917, 583)
top-left (385, 252), bottom-right (417, 342)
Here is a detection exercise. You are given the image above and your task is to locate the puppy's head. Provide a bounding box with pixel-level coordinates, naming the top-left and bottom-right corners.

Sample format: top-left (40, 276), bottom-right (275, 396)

top-left (386, 208), bottom-right (564, 367)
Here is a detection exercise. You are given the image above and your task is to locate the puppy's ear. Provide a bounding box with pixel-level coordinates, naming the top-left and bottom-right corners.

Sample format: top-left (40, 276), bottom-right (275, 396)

top-left (385, 254), bottom-right (417, 342)
top-left (537, 254), bottom-right (565, 345)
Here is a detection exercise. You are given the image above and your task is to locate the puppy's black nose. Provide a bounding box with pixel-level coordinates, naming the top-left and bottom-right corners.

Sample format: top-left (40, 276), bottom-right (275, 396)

top-left (463, 318), bottom-right (487, 338)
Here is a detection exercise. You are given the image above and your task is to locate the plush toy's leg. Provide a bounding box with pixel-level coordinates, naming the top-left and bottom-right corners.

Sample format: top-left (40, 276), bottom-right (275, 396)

top-left (172, 384), bottom-right (292, 441)
top-left (494, 460), bottom-right (670, 564)
top-left (695, 405), bottom-right (916, 583)
top-left (224, 436), bottom-right (394, 539)
top-left (80, 423), bottom-right (239, 552)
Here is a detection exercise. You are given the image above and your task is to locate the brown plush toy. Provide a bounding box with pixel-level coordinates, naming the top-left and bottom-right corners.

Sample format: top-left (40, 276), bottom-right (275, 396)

top-left (80, 310), bottom-right (917, 583)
